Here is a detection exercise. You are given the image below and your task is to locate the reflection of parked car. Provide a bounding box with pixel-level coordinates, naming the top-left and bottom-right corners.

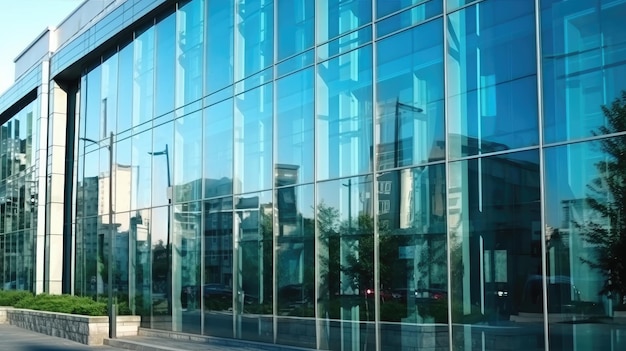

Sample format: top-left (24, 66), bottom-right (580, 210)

top-left (390, 288), bottom-right (447, 303)
top-left (204, 284), bottom-right (259, 305)
top-left (203, 283), bottom-right (232, 299)
top-left (391, 288), bottom-right (417, 302)
top-left (521, 275), bottom-right (581, 313)
top-left (416, 288), bottom-right (447, 302)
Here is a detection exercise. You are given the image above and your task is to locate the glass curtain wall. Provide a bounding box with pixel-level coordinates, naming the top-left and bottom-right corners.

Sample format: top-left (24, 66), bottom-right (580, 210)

top-left (541, 0), bottom-right (626, 349)
top-left (70, 0), bottom-right (626, 350)
top-left (0, 100), bottom-right (38, 292)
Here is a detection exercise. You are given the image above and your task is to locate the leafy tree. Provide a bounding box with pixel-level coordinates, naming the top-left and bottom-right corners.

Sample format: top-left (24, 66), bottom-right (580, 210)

top-left (579, 91), bottom-right (626, 303)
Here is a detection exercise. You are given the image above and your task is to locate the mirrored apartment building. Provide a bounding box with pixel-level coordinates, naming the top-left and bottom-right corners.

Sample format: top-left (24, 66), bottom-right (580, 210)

top-left (1, 0), bottom-right (626, 350)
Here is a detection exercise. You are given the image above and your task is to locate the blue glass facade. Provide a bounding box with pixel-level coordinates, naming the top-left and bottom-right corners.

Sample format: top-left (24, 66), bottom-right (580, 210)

top-left (1, 0), bottom-right (626, 350)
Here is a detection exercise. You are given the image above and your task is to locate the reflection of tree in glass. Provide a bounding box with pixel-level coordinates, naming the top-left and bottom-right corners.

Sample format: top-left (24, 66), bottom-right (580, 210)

top-left (152, 240), bottom-right (168, 293)
top-left (317, 202), bottom-right (398, 295)
top-left (316, 201), bottom-right (446, 322)
top-left (578, 92), bottom-right (626, 307)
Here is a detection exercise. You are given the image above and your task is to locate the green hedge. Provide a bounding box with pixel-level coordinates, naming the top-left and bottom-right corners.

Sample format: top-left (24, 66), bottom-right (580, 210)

top-left (0, 291), bottom-right (107, 316)
top-left (0, 290), bottom-right (33, 306)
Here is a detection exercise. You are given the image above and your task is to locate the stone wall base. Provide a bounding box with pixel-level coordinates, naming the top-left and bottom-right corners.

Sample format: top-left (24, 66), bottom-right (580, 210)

top-left (0, 307), bottom-right (139, 345)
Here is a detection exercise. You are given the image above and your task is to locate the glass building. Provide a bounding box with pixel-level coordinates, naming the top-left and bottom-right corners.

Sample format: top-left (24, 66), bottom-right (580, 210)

top-left (1, 0), bottom-right (626, 350)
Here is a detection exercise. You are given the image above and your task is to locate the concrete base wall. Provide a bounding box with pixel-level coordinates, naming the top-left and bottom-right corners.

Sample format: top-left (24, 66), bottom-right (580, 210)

top-left (0, 307), bottom-right (140, 345)
top-left (0, 307), bottom-right (12, 323)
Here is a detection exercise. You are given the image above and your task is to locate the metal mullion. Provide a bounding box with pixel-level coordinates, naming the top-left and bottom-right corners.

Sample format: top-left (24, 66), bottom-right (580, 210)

top-left (272, 0), bottom-right (278, 343)
top-left (313, 0), bottom-right (321, 348)
top-left (371, 0), bottom-right (381, 350)
top-left (442, 0), bottom-right (454, 347)
top-left (535, 0), bottom-right (550, 349)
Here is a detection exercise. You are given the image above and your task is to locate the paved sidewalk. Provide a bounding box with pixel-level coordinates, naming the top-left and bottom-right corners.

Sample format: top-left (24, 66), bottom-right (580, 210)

top-left (0, 324), bottom-right (120, 351)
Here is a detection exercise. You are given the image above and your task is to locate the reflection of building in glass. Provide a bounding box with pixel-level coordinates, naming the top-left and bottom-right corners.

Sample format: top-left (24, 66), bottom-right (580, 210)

top-left (1, 0), bottom-right (626, 350)
top-left (0, 105), bottom-right (37, 292)
top-left (75, 163), bottom-right (133, 295)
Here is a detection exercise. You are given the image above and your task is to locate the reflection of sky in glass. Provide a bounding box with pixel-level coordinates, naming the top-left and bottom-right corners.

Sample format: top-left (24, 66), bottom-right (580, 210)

top-left (132, 130), bottom-right (152, 210)
top-left (276, 68), bottom-right (314, 185)
top-left (446, 0), bottom-right (538, 157)
top-left (151, 206), bottom-right (169, 245)
top-left (317, 176), bottom-right (373, 223)
top-left (204, 99), bottom-right (233, 185)
top-left (234, 83), bottom-right (273, 194)
top-left (544, 141), bottom-right (610, 228)
top-left (174, 111), bottom-right (202, 187)
top-left (542, 0), bottom-right (626, 144)
top-left (316, 45), bottom-right (373, 180)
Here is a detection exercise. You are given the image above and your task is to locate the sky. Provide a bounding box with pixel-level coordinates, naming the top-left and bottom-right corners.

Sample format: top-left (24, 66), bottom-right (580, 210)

top-left (0, 0), bottom-right (84, 95)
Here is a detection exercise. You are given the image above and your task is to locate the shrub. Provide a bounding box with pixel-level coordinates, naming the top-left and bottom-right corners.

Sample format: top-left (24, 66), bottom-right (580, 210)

top-left (0, 290), bottom-right (33, 306)
top-left (14, 294), bottom-right (107, 316)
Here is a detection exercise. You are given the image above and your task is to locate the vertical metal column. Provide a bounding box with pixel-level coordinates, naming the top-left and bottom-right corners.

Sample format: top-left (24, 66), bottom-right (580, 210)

top-left (108, 131), bottom-right (117, 339)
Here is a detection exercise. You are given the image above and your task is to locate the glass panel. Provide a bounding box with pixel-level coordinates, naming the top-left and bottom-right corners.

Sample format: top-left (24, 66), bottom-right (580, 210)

top-left (0, 235), bottom-right (4, 289)
top-left (204, 86), bottom-right (233, 107)
top-left (174, 111), bottom-right (202, 202)
top-left (377, 165), bottom-right (449, 350)
top-left (131, 130), bottom-right (152, 210)
top-left (545, 136), bottom-right (626, 351)
top-left (128, 209), bottom-right (152, 319)
top-left (234, 191), bottom-right (273, 342)
top-left (203, 197), bottom-right (234, 338)
top-left (172, 201), bottom-right (202, 333)
top-left (376, 19), bottom-right (444, 170)
top-left (448, 150), bottom-right (544, 350)
top-left (317, 26), bottom-right (372, 61)
top-left (317, 0), bottom-right (372, 43)
top-left (234, 0), bottom-right (274, 81)
top-left (447, 0), bottom-right (475, 12)
top-left (542, 0), bottom-right (626, 143)
top-left (376, 1), bottom-right (443, 38)
top-left (84, 66), bottom-right (102, 143)
top-left (317, 45), bottom-right (373, 180)
top-left (150, 206), bottom-right (173, 330)
top-left (113, 212), bottom-right (129, 310)
top-left (152, 122), bottom-right (174, 207)
top-left (102, 53), bottom-right (118, 137)
top-left (277, 0), bottom-right (314, 60)
top-left (317, 176), bottom-right (376, 351)
top-left (377, 0), bottom-right (439, 18)
top-left (25, 104), bottom-right (36, 169)
top-left (117, 42), bottom-right (133, 133)
top-left (276, 68), bottom-right (314, 186)
top-left (0, 119), bottom-right (7, 180)
top-left (81, 150), bottom-right (100, 218)
top-left (204, 99), bottom-right (233, 198)
top-left (24, 175), bottom-right (37, 230)
top-left (276, 49), bottom-right (314, 78)
top-left (234, 66), bottom-right (272, 95)
top-left (206, 0), bottom-right (234, 94)
top-left (177, 0), bottom-right (204, 108)
top-left (276, 184), bottom-right (315, 348)
top-left (233, 83), bottom-right (272, 194)
top-left (447, 0), bottom-right (538, 158)
top-left (81, 215), bottom-right (105, 300)
top-left (133, 26), bottom-right (155, 128)
top-left (115, 137), bottom-right (132, 214)
top-left (155, 12), bottom-right (176, 117)
top-left (8, 180), bottom-right (18, 233)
